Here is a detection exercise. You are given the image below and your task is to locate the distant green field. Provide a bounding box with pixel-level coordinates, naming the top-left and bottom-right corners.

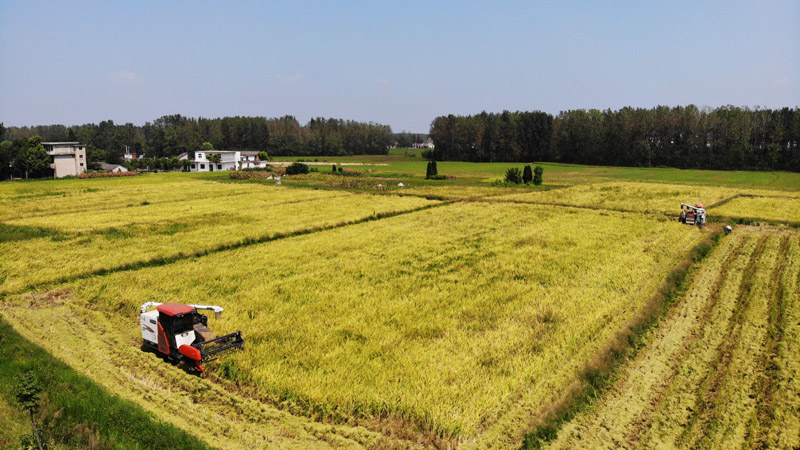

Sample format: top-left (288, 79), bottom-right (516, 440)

top-left (270, 151), bottom-right (800, 189)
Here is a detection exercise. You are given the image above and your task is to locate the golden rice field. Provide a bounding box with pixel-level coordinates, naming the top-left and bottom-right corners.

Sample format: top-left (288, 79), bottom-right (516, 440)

top-left (546, 228), bottom-right (800, 449)
top-left (710, 195), bottom-right (800, 224)
top-left (496, 182), bottom-right (738, 215)
top-left (2, 172), bottom-right (799, 449)
top-left (4, 198), bottom-right (705, 447)
top-left (0, 184), bottom-right (437, 294)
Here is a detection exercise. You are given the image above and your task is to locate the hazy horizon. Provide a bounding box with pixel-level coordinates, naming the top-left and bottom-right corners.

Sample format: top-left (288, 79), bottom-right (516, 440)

top-left (1, 0), bottom-right (798, 133)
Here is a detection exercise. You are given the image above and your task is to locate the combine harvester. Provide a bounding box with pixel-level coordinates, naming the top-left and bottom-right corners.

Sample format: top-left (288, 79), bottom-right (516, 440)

top-left (678, 202), bottom-right (706, 228)
top-left (140, 302), bottom-right (244, 372)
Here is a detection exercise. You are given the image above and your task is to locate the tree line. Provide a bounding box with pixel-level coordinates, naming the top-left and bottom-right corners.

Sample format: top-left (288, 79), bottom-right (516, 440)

top-left (1, 114), bottom-right (393, 165)
top-left (430, 106), bottom-right (800, 171)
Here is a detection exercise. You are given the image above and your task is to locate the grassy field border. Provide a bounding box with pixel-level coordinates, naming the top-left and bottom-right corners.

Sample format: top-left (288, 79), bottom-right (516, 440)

top-left (521, 227), bottom-right (723, 449)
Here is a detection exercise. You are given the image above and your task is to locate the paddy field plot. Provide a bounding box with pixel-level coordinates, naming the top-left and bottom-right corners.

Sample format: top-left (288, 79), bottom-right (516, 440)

top-left (0, 184), bottom-right (437, 294)
top-left (545, 227), bottom-right (800, 450)
top-left (710, 195), bottom-right (800, 224)
top-left (4, 201), bottom-right (706, 448)
top-left (495, 181), bottom-right (738, 216)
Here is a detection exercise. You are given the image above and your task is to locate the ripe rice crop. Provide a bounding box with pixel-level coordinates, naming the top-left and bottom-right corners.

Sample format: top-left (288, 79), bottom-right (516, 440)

top-left (711, 195), bottom-right (800, 224)
top-left (23, 202), bottom-right (705, 445)
top-left (0, 190), bottom-right (437, 294)
top-left (546, 228), bottom-right (800, 449)
top-left (0, 179), bottom-right (274, 221)
top-left (495, 181), bottom-right (737, 216)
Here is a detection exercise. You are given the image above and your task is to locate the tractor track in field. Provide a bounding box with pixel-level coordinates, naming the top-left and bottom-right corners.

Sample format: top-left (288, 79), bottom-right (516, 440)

top-left (621, 235), bottom-right (751, 448)
top-left (543, 232), bottom-right (749, 450)
top-left (677, 234), bottom-right (769, 448)
top-left (544, 229), bottom-right (800, 450)
top-left (748, 235), bottom-right (791, 448)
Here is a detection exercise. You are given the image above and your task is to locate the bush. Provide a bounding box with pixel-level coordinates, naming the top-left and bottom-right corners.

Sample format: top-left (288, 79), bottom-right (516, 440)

top-left (426, 161), bottom-right (439, 179)
top-left (427, 174), bottom-right (448, 180)
top-left (534, 165), bottom-right (544, 185)
top-left (286, 162), bottom-right (310, 175)
top-left (523, 165), bottom-right (533, 184)
top-left (505, 167), bottom-right (523, 184)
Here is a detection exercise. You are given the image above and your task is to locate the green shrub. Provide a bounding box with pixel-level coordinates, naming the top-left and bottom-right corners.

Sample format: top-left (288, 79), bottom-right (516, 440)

top-left (523, 165), bottom-right (533, 184)
top-left (534, 165), bottom-right (544, 185)
top-left (286, 162), bottom-right (310, 175)
top-left (505, 167), bottom-right (523, 184)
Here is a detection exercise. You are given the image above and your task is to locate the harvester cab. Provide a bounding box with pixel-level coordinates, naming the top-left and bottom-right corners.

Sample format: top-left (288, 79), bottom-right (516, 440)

top-left (679, 203), bottom-right (706, 228)
top-left (140, 302), bottom-right (243, 372)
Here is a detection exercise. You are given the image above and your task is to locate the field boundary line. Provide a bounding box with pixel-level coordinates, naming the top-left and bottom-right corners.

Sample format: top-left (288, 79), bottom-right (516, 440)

top-left (1, 202), bottom-right (448, 299)
top-left (520, 228), bottom-right (723, 450)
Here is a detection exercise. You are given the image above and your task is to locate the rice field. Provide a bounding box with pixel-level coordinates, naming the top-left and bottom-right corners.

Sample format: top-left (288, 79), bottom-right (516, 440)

top-left (710, 195), bottom-right (800, 224)
top-left (0, 184), bottom-right (437, 294)
top-left (4, 199), bottom-right (705, 447)
top-left (545, 228), bottom-right (800, 449)
top-left (2, 171), bottom-right (799, 449)
top-left (495, 181), bottom-right (739, 216)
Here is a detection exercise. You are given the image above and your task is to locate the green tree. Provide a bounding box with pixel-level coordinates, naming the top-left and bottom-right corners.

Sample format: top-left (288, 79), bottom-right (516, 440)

top-left (201, 141), bottom-right (214, 151)
top-left (332, 164), bottom-right (337, 172)
top-left (533, 165), bottom-right (544, 185)
top-left (207, 154), bottom-right (221, 164)
top-left (505, 167), bottom-right (522, 184)
top-left (257, 151), bottom-right (269, 161)
top-left (425, 161), bottom-right (433, 178)
top-left (522, 165), bottom-right (533, 183)
top-left (14, 371), bottom-right (44, 450)
top-left (15, 138), bottom-right (50, 179)
top-left (286, 162), bottom-right (309, 175)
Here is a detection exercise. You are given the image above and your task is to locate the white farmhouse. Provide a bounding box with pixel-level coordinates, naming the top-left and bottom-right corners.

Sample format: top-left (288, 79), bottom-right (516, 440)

top-left (42, 142), bottom-right (87, 178)
top-left (187, 150), bottom-right (240, 172)
top-left (180, 150), bottom-right (269, 172)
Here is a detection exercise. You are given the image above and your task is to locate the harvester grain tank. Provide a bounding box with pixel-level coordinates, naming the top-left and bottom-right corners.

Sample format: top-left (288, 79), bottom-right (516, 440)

top-left (140, 302), bottom-right (243, 372)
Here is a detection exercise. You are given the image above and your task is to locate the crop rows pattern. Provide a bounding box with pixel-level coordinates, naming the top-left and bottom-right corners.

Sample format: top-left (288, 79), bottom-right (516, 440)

top-left (546, 228), bottom-right (800, 449)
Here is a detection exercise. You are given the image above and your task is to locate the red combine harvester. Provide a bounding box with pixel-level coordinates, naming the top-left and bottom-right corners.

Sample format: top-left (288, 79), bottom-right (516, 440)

top-left (679, 203), bottom-right (706, 228)
top-left (140, 302), bottom-right (244, 372)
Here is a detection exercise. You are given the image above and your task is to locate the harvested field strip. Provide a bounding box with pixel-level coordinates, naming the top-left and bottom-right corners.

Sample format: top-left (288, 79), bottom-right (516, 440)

top-left (0, 305), bottom-right (406, 449)
top-left (10, 203), bottom-right (706, 445)
top-left (684, 235), bottom-right (776, 448)
top-left (749, 235), bottom-right (791, 447)
top-left (0, 196), bottom-right (440, 295)
top-left (545, 229), bottom-right (800, 450)
top-left (542, 230), bottom-right (751, 450)
top-left (767, 234), bottom-right (800, 448)
top-left (0, 316), bottom-right (213, 450)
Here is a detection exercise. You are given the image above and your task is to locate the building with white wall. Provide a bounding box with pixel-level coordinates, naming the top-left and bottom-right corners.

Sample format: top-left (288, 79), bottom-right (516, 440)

top-left (42, 142), bottom-right (87, 178)
top-left (180, 150), bottom-right (269, 172)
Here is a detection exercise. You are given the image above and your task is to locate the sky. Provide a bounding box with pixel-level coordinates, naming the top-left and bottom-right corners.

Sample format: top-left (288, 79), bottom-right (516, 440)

top-left (1, 0), bottom-right (798, 133)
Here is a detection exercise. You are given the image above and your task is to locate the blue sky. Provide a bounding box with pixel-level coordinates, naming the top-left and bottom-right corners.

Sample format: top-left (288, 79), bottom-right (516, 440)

top-left (1, 0), bottom-right (798, 132)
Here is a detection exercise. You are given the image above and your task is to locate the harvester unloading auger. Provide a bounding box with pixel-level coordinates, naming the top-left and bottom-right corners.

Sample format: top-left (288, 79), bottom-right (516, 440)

top-left (679, 203), bottom-right (706, 228)
top-left (140, 302), bottom-right (244, 372)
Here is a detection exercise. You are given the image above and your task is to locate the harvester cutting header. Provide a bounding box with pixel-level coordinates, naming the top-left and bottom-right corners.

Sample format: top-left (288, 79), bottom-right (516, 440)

top-left (140, 302), bottom-right (244, 372)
